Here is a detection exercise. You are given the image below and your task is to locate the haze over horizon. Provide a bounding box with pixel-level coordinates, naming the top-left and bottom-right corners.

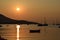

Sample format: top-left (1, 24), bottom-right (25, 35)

top-left (0, 0), bottom-right (60, 24)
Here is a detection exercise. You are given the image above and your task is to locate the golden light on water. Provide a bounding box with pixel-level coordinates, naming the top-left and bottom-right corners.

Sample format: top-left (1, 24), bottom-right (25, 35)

top-left (16, 25), bottom-right (20, 40)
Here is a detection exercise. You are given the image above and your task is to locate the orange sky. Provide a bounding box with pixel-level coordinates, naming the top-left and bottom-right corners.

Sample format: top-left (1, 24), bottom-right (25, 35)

top-left (0, 0), bottom-right (60, 24)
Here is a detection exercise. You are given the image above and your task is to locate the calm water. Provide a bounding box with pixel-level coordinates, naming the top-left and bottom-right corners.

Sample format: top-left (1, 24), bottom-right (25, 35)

top-left (0, 25), bottom-right (60, 40)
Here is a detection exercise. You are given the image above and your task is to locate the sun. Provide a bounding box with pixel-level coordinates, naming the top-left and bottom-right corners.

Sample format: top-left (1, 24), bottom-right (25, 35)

top-left (16, 8), bottom-right (20, 11)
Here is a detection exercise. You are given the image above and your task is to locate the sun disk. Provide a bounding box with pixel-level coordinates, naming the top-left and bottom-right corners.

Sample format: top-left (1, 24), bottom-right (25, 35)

top-left (16, 8), bottom-right (20, 11)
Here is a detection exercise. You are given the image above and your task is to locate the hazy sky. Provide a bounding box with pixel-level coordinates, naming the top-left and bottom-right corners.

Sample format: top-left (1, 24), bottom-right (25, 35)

top-left (0, 0), bottom-right (60, 24)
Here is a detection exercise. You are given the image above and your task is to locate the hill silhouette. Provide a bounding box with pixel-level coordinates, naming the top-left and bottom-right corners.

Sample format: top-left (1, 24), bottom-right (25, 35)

top-left (0, 14), bottom-right (48, 26)
top-left (0, 14), bottom-right (40, 24)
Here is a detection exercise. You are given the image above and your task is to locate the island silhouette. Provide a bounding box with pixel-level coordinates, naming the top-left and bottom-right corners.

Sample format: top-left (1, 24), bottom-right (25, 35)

top-left (0, 14), bottom-right (48, 26)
